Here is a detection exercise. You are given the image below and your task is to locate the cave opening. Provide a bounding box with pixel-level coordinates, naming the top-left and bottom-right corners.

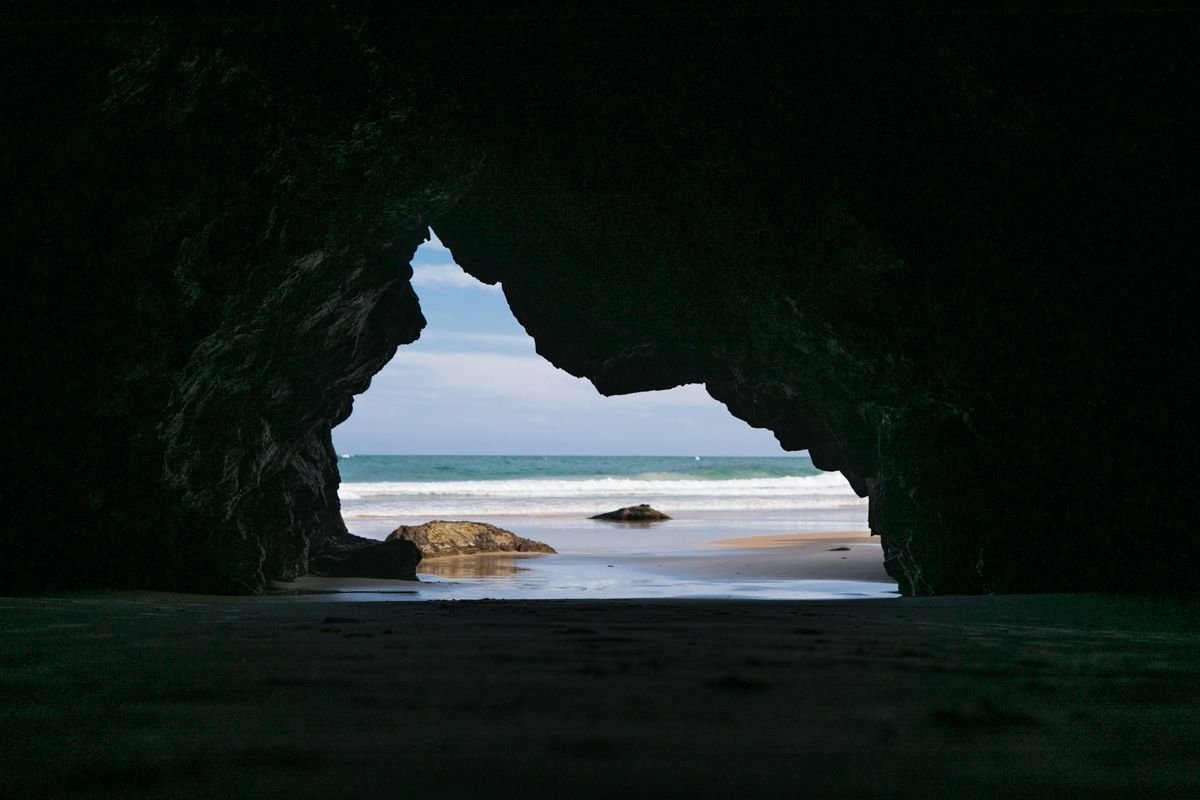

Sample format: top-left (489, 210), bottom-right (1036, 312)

top-left (9, 10), bottom-right (1200, 796)
top-left (324, 230), bottom-right (885, 600)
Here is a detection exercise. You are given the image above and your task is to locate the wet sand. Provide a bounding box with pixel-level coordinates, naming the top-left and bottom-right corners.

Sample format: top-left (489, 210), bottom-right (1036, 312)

top-left (279, 529), bottom-right (893, 601)
top-left (686, 530), bottom-right (888, 582)
top-left (419, 530), bottom-right (889, 581)
top-left (707, 530), bottom-right (874, 549)
top-left (2, 593), bottom-right (1197, 798)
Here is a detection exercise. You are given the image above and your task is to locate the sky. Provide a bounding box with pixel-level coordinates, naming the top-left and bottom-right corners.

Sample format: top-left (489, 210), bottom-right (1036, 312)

top-left (331, 230), bottom-right (795, 456)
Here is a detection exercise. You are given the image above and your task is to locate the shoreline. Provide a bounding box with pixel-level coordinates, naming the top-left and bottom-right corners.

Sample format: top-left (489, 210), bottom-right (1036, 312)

top-left (706, 530), bottom-right (873, 548)
top-left (269, 528), bottom-right (892, 600)
top-left (635, 529), bottom-right (889, 584)
top-left (341, 507), bottom-right (871, 550)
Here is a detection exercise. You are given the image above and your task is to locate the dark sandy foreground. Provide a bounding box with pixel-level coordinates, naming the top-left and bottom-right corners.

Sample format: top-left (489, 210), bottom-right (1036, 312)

top-left (2, 595), bottom-right (1198, 799)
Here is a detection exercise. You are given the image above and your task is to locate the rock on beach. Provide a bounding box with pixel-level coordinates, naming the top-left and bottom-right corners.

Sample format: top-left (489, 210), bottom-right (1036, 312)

top-left (387, 520), bottom-right (556, 558)
top-left (590, 504), bottom-right (672, 522)
top-left (309, 538), bottom-right (422, 580)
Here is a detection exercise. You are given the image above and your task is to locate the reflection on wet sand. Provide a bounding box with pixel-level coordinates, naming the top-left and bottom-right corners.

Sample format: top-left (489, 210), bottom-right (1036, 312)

top-left (417, 553), bottom-right (545, 579)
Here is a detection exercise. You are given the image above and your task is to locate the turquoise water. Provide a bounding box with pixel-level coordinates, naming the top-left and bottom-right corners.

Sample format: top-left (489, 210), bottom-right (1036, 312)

top-left (336, 454), bottom-right (855, 518)
top-left (336, 454), bottom-right (820, 483)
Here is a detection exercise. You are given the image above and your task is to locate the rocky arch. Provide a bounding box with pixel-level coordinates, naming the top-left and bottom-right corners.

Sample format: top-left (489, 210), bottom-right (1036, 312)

top-left (3, 5), bottom-right (1195, 596)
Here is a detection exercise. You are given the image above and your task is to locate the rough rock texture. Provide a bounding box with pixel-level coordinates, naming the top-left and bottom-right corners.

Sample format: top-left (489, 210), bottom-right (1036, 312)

top-left (3, 5), bottom-right (1197, 595)
top-left (308, 537), bottom-right (421, 581)
top-left (2, 6), bottom-right (474, 593)
top-left (591, 505), bottom-right (672, 522)
top-left (387, 521), bottom-right (556, 558)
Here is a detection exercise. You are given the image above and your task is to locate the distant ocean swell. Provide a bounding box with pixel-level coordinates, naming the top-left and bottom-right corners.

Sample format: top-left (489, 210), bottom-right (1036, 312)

top-left (336, 456), bottom-right (865, 518)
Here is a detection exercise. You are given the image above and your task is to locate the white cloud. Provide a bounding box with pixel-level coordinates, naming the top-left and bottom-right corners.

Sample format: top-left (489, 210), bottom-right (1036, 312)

top-left (334, 348), bottom-right (785, 455)
top-left (411, 262), bottom-right (501, 292)
top-left (368, 351), bottom-right (598, 407)
top-left (372, 351), bottom-right (718, 411)
top-left (416, 330), bottom-right (534, 351)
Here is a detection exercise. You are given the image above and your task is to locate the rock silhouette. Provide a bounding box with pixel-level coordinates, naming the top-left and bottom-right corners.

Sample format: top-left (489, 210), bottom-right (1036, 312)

top-left (591, 505), bottom-right (672, 522)
top-left (309, 538), bottom-right (422, 580)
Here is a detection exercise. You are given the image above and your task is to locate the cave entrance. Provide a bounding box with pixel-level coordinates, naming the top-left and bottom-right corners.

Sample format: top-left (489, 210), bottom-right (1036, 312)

top-left (329, 229), bottom-right (882, 599)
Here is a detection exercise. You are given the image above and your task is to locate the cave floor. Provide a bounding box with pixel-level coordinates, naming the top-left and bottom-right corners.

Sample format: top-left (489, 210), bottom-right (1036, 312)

top-left (2, 594), bottom-right (1197, 799)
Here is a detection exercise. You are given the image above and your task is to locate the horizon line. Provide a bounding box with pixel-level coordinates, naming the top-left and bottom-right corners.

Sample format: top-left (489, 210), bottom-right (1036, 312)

top-left (336, 452), bottom-right (812, 458)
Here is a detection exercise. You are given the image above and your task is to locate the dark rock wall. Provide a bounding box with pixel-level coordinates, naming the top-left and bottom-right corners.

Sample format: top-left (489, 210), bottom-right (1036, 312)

top-left (425, 9), bottom-right (1198, 594)
top-left (3, 8), bottom-right (467, 592)
top-left (2, 5), bottom-right (1196, 594)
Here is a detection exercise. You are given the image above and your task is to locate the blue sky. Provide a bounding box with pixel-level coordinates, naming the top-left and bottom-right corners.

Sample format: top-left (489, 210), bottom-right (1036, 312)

top-left (331, 230), bottom-right (794, 456)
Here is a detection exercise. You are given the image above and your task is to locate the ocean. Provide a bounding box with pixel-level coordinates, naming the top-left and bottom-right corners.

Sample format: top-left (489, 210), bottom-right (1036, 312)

top-left (329, 454), bottom-right (892, 600)
top-left (337, 454), bottom-right (861, 518)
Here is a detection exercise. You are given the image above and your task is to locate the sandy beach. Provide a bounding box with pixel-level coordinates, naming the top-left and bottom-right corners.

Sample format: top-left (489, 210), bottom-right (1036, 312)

top-left (278, 528), bottom-right (893, 601)
top-left (423, 529), bottom-right (888, 580)
top-left (698, 530), bottom-right (886, 580)
top-left (2, 592), bottom-right (1197, 798)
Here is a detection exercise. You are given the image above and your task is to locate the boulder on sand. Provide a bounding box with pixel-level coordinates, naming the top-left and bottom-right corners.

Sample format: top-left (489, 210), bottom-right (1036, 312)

top-left (590, 504), bottom-right (672, 522)
top-left (386, 520), bottom-right (556, 558)
top-left (309, 538), bottom-right (422, 580)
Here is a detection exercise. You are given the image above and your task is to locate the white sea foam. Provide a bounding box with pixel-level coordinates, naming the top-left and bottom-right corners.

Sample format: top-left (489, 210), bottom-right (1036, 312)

top-left (338, 472), bottom-right (864, 517)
